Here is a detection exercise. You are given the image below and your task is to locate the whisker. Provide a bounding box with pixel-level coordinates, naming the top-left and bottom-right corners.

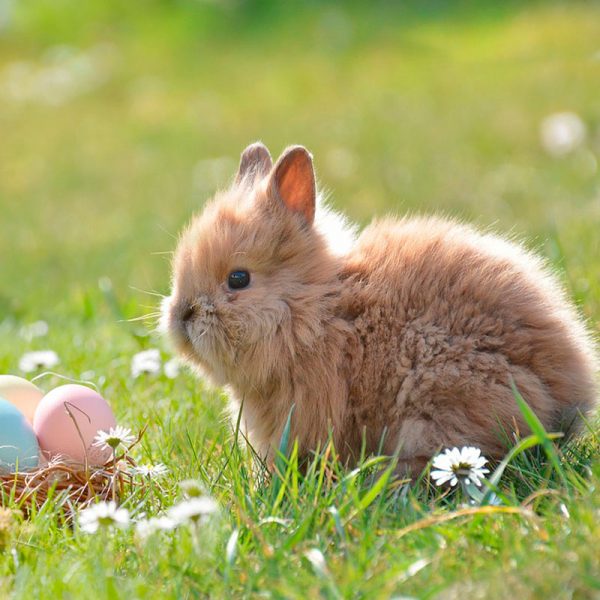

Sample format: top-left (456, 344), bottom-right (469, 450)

top-left (121, 313), bottom-right (161, 323)
top-left (129, 286), bottom-right (167, 298)
top-left (139, 304), bottom-right (162, 311)
top-left (157, 224), bottom-right (178, 241)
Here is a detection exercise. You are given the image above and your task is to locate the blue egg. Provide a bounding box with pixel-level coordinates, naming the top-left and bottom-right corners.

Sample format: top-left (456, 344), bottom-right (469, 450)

top-left (0, 395), bottom-right (40, 472)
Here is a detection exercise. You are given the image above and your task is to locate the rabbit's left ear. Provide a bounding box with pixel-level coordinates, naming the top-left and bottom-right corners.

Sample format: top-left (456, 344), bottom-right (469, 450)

top-left (236, 142), bottom-right (273, 184)
top-left (269, 145), bottom-right (316, 225)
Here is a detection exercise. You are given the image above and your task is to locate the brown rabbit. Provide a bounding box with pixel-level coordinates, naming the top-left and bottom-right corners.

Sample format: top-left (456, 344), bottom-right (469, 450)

top-left (162, 142), bottom-right (597, 473)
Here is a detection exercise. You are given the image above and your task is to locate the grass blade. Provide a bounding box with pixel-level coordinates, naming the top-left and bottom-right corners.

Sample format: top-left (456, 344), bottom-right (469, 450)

top-left (511, 379), bottom-right (568, 488)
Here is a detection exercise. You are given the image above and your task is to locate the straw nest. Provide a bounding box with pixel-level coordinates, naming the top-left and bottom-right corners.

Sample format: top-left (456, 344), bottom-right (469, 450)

top-left (0, 428), bottom-right (146, 516)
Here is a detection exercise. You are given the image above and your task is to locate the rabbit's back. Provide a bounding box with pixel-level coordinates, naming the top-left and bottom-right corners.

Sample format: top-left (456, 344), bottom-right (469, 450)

top-left (341, 216), bottom-right (596, 465)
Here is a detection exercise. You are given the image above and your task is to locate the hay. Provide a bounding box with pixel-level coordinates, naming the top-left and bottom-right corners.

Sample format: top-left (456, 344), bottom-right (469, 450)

top-left (0, 428), bottom-right (146, 516)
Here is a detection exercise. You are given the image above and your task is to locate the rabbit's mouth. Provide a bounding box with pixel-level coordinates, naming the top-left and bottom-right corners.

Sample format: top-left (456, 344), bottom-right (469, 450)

top-left (161, 294), bottom-right (220, 360)
top-left (160, 295), bottom-right (197, 352)
top-left (161, 293), bottom-right (253, 383)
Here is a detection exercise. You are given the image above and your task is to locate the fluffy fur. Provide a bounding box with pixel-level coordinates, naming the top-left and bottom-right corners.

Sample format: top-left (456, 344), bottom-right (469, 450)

top-left (162, 142), bottom-right (597, 473)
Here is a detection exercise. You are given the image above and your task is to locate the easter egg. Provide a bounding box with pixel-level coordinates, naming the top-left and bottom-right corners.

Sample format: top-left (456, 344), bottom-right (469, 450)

top-left (0, 375), bottom-right (44, 424)
top-left (33, 384), bottom-right (116, 465)
top-left (0, 396), bottom-right (40, 472)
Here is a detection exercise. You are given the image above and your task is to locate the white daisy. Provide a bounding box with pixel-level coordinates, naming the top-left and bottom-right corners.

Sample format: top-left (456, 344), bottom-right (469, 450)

top-left (18, 350), bottom-right (59, 373)
top-left (163, 358), bottom-right (180, 379)
top-left (93, 426), bottom-right (136, 452)
top-left (131, 349), bottom-right (161, 378)
top-left (179, 479), bottom-right (205, 499)
top-left (19, 320), bottom-right (49, 341)
top-left (132, 463), bottom-right (169, 478)
top-left (135, 515), bottom-right (176, 539)
top-left (540, 111), bottom-right (586, 157)
top-left (78, 501), bottom-right (130, 534)
top-left (430, 446), bottom-right (490, 487)
top-left (167, 497), bottom-right (218, 525)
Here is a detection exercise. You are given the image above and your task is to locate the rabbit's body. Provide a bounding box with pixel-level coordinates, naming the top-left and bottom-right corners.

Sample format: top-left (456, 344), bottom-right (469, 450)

top-left (338, 216), bottom-right (595, 469)
top-left (163, 143), bottom-right (597, 473)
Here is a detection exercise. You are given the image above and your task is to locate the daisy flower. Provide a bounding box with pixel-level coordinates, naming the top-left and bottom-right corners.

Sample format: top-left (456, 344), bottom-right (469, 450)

top-left (132, 463), bottom-right (169, 478)
top-left (19, 320), bottom-right (49, 341)
top-left (164, 358), bottom-right (180, 379)
top-left (135, 516), bottom-right (176, 539)
top-left (430, 446), bottom-right (490, 487)
top-left (78, 501), bottom-right (130, 534)
top-left (131, 349), bottom-right (161, 378)
top-left (167, 497), bottom-right (218, 525)
top-left (179, 479), bottom-right (205, 499)
top-left (93, 426), bottom-right (136, 452)
top-left (540, 111), bottom-right (586, 157)
top-left (18, 350), bottom-right (59, 373)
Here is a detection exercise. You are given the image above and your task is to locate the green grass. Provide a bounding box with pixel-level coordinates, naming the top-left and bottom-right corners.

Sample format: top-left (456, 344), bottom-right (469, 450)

top-left (1, 1), bottom-right (600, 597)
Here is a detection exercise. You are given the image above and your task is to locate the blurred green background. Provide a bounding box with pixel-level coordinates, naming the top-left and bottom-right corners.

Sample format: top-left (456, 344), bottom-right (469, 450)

top-left (1, 0), bottom-right (599, 356)
top-left (1, 4), bottom-right (600, 596)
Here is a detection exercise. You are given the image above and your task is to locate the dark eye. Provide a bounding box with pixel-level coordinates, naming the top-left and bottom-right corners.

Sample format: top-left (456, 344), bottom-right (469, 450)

top-left (228, 270), bottom-right (251, 290)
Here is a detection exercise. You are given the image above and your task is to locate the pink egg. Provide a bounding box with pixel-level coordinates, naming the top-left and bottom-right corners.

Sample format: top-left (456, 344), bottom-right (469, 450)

top-left (33, 384), bottom-right (116, 465)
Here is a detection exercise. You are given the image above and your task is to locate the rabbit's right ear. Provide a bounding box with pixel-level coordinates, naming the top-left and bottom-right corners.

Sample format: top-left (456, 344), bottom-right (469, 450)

top-left (236, 142), bottom-right (273, 184)
top-left (268, 145), bottom-right (316, 225)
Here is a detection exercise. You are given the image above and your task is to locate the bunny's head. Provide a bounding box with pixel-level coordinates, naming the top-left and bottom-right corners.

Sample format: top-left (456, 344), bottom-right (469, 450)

top-left (162, 143), bottom-right (354, 388)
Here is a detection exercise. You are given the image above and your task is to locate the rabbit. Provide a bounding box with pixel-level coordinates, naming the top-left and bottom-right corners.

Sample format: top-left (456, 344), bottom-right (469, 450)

top-left (161, 142), bottom-right (597, 474)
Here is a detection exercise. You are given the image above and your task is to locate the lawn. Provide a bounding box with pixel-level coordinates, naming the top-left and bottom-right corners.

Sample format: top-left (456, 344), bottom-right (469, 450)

top-left (1, 1), bottom-right (600, 597)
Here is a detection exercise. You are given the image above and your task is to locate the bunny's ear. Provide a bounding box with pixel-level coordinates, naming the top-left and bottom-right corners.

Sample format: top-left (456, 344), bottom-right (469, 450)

top-left (269, 145), bottom-right (316, 225)
top-left (236, 142), bottom-right (273, 184)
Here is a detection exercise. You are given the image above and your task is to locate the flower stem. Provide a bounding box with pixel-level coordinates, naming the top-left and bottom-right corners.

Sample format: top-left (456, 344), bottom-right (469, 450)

top-left (112, 448), bottom-right (117, 502)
